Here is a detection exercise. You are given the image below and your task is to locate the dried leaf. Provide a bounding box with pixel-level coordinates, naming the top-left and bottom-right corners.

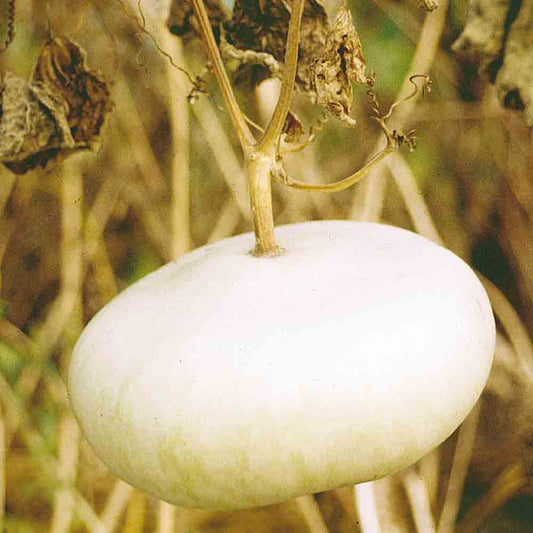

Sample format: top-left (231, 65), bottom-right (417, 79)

top-left (311, 6), bottom-right (366, 125)
top-left (453, 0), bottom-right (533, 124)
top-left (0, 72), bottom-right (61, 174)
top-left (495, 0), bottom-right (533, 125)
top-left (452, 0), bottom-right (511, 78)
top-left (224, 0), bottom-right (329, 90)
top-left (0, 36), bottom-right (112, 174)
top-left (31, 36), bottom-right (112, 146)
top-left (166, 0), bottom-right (229, 41)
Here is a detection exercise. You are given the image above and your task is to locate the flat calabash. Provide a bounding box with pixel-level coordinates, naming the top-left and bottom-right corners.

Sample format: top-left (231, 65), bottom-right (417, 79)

top-left (68, 221), bottom-right (495, 510)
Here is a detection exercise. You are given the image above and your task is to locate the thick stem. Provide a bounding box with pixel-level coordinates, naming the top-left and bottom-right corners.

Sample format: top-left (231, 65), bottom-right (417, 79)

top-left (257, 0), bottom-right (306, 154)
top-left (191, 0), bottom-right (306, 255)
top-left (247, 154), bottom-right (280, 256)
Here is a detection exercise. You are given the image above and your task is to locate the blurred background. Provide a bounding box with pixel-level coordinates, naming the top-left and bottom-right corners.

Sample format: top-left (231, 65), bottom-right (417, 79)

top-left (1, 0), bottom-right (533, 530)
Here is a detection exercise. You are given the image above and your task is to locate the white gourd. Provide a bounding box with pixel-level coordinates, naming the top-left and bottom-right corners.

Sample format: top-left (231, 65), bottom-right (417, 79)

top-left (68, 221), bottom-right (495, 510)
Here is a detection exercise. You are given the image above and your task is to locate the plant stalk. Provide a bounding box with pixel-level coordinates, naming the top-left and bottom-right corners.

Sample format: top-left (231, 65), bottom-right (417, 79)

top-left (191, 0), bottom-right (306, 255)
top-left (256, 0), bottom-right (306, 154)
top-left (247, 154), bottom-right (280, 256)
top-left (190, 0), bottom-right (255, 150)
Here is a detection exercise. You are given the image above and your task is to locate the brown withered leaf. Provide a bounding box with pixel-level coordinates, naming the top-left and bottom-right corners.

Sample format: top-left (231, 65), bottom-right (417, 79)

top-left (166, 0), bottom-right (229, 42)
top-left (0, 71), bottom-right (61, 174)
top-left (31, 36), bottom-right (112, 147)
top-left (224, 0), bottom-right (329, 90)
top-left (311, 6), bottom-right (366, 125)
top-left (0, 36), bottom-right (112, 174)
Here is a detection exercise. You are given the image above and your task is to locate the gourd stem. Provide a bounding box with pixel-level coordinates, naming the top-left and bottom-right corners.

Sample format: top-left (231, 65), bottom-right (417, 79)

top-left (191, 0), bottom-right (306, 256)
top-left (247, 154), bottom-right (281, 256)
top-left (256, 0), bottom-right (306, 155)
top-left (190, 0), bottom-right (255, 150)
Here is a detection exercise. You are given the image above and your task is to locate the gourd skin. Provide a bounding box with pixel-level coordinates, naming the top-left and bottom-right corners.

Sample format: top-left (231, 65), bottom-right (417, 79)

top-left (68, 221), bottom-right (495, 510)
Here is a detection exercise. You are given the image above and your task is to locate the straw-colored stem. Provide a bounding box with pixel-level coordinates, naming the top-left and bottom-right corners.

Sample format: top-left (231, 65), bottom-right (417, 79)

top-left (192, 97), bottom-right (250, 217)
top-left (247, 153), bottom-right (279, 256)
top-left (354, 482), bottom-right (382, 533)
top-left (191, 0), bottom-right (306, 254)
top-left (190, 0), bottom-right (254, 149)
top-left (418, 449), bottom-right (441, 512)
top-left (84, 177), bottom-right (122, 302)
top-left (157, 501), bottom-right (189, 533)
top-left (388, 152), bottom-right (443, 244)
top-left (123, 490), bottom-right (146, 533)
top-left (402, 467), bottom-right (436, 533)
top-left (481, 276), bottom-right (533, 385)
top-left (50, 416), bottom-right (81, 533)
top-left (456, 462), bottom-right (527, 533)
top-left (164, 33), bottom-right (191, 258)
top-left (100, 481), bottom-right (134, 531)
top-left (257, 0), bottom-right (306, 154)
top-left (294, 495), bottom-right (331, 533)
top-left (115, 78), bottom-right (168, 199)
top-left (207, 199), bottom-right (242, 244)
top-left (73, 492), bottom-right (108, 532)
top-left (437, 403), bottom-right (480, 533)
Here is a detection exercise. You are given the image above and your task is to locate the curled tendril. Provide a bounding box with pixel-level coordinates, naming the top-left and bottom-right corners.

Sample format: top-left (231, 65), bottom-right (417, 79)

top-left (365, 71), bottom-right (381, 117)
top-left (381, 74), bottom-right (432, 121)
top-left (0, 0), bottom-right (15, 53)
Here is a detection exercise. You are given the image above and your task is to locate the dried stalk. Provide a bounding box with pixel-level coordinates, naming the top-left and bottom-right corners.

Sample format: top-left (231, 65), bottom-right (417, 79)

top-left (162, 32), bottom-right (191, 258)
top-left (387, 152), bottom-right (443, 244)
top-left (190, 0), bottom-right (255, 149)
top-left (354, 482), bottom-right (382, 533)
top-left (50, 416), bottom-right (81, 533)
top-left (417, 449), bottom-right (441, 513)
top-left (156, 501), bottom-right (189, 533)
top-left (190, 0), bottom-right (306, 255)
top-left (83, 178), bottom-right (121, 302)
top-left (456, 462), bottom-right (528, 533)
top-left (402, 467), bottom-right (436, 533)
top-left (123, 490), bottom-right (146, 533)
top-left (100, 480), bottom-right (135, 531)
top-left (192, 97), bottom-right (250, 218)
top-left (437, 404), bottom-right (481, 533)
top-left (294, 495), bottom-right (331, 533)
top-left (115, 78), bottom-right (168, 200)
top-left (256, 0), bottom-right (306, 155)
top-left (206, 198), bottom-right (242, 244)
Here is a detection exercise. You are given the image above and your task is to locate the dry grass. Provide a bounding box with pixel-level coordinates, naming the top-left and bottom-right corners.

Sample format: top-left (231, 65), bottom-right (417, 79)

top-left (1, 0), bottom-right (533, 531)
